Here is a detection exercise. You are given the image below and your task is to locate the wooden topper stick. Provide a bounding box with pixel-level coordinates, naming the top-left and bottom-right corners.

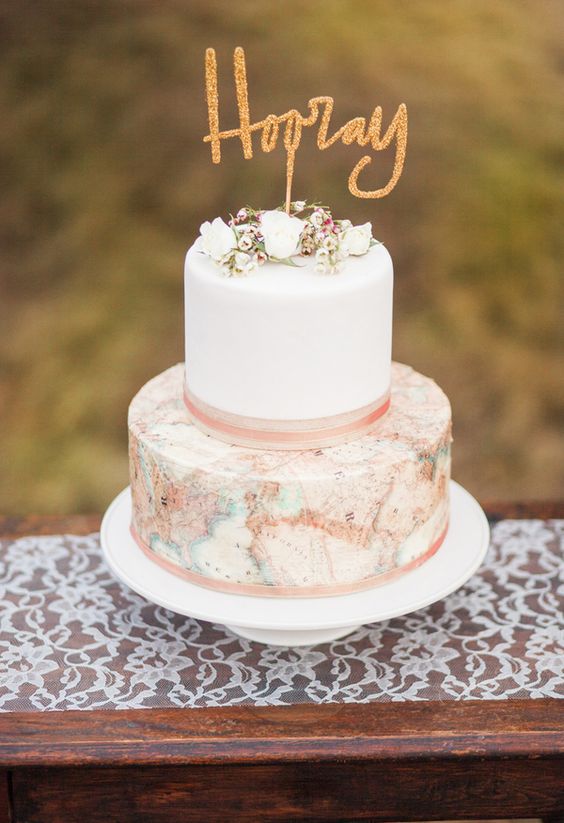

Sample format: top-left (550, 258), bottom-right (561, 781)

top-left (283, 111), bottom-right (302, 213)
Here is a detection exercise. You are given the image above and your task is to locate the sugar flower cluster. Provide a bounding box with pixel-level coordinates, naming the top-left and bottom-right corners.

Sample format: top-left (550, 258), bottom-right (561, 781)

top-left (197, 202), bottom-right (378, 276)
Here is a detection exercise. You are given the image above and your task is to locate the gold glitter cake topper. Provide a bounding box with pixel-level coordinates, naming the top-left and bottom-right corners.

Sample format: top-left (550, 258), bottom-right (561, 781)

top-left (204, 47), bottom-right (408, 213)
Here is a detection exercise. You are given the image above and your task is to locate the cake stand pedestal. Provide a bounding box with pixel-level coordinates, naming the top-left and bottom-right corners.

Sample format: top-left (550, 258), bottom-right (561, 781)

top-left (101, 480), bottom-right (489, 647)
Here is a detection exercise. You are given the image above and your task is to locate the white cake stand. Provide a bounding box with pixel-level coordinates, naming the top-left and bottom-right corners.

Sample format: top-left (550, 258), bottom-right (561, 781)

top-left (100, 480), bottom-right (489, 647)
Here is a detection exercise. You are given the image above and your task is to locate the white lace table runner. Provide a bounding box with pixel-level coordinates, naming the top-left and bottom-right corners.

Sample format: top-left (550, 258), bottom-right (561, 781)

top-left (0, 519), bottom-right (562, 711)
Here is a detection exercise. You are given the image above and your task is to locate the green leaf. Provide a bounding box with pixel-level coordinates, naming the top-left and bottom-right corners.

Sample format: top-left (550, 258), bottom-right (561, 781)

top-left (270, 256), bottom-right (301, 267)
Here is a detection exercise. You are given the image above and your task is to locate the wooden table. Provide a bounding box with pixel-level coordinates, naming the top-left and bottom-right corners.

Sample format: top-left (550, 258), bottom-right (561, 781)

top-left (1, 504), bottom-right (563, 823)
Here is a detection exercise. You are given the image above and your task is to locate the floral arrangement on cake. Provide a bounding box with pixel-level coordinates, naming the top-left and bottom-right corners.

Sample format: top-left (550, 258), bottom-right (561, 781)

top-left (197, 202), bottom-right (379, 276)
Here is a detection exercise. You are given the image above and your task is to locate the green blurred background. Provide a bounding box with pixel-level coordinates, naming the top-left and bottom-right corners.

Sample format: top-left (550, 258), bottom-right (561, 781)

top-left (1, 0), bottom-right (562, 514)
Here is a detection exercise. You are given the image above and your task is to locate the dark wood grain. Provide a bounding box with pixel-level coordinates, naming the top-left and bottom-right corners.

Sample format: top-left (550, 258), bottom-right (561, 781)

top-left (481, 500), bottom-right (564, 521)
top-left (0, 772), bottom-right (10, 823)
top-left (0, 513), bottom-right (100, 539)
top-left (1, 701), bottom-right (563, 768)
top-left (2, 702), bottom-right (564, 819)
top-left (11, 757), bottom-right (564, 823)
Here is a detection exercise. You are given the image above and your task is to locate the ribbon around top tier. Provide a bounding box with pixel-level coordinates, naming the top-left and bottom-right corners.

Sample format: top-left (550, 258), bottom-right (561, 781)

top-left (183, 381), bottom-right (391, 450)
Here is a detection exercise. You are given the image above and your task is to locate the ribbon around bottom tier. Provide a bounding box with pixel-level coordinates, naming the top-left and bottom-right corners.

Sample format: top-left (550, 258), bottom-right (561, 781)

top-left (130, 521), bottom-right (448, 598)
top-left (183, 382), bottom-right (391, 450)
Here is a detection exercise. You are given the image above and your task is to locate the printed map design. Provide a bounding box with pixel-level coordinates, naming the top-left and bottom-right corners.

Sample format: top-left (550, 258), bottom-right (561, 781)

top-left (129, 363), bottom-right (452, 593)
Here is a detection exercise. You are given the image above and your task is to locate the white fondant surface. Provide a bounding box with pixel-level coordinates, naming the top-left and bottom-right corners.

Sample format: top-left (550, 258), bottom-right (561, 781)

top-left (184, 242), bottom-right (393, 420)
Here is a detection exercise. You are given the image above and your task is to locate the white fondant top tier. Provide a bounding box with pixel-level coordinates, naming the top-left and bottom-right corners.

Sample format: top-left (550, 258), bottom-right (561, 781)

top-left (184, 241), bottom-right (393, 421)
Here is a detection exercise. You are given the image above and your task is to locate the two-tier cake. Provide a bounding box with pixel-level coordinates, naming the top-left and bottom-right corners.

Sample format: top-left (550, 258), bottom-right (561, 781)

top-left (128, 204), bottom-right (452, 596)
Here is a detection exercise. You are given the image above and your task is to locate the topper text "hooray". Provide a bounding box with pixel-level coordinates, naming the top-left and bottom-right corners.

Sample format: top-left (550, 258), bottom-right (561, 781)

top-left (203, 47), bottom-right (408, 213)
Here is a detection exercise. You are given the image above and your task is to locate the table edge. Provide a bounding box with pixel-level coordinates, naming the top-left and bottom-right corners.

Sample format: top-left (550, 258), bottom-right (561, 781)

top-left (0, 699), bottom-right (563, 768)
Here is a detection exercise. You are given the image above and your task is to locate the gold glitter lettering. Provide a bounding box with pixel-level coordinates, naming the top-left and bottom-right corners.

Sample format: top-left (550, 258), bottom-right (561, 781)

top-left (203, 48), bottom-right (408, 211)
top-left (204, 48), bottom-right (220, 164)
top-left (260, 115), bottom-right (279, 153)
top-left (349, 104), bottom-right (408, 198)
top-left (233, 46), bottom-right (253, 159)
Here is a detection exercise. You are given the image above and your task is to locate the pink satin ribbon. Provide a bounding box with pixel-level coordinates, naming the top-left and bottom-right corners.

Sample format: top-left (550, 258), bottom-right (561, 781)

top-left (183, 383), bottom-right (391, 450)
top-left (130, 520), bottom-right (448, 599)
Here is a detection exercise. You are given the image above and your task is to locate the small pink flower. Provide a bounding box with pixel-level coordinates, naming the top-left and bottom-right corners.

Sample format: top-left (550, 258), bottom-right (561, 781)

top-left (238, 233), bottom-right (254, 251)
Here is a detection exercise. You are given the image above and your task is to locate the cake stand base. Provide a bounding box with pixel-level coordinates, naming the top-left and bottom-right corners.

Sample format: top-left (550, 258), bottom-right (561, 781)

top-left (101, 480), bottom-right (489, 647)
top-left (226, 624), bottom-right (361, 645)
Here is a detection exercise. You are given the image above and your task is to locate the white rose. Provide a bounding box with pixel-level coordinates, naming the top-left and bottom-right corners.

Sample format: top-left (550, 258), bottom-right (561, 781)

top-left (341, 222), bottom-right (372, 256)
top-left (310, 209), bottom-right (325, 228)
top-left (199, 217), bottom-right (237, 262)
top-left (260, 210), bottom-right (306, 259)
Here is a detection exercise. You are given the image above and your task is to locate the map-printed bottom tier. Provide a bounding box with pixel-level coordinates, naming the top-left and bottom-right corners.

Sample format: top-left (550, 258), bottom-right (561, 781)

top-left (128, 363), bottom-right (452, 597)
